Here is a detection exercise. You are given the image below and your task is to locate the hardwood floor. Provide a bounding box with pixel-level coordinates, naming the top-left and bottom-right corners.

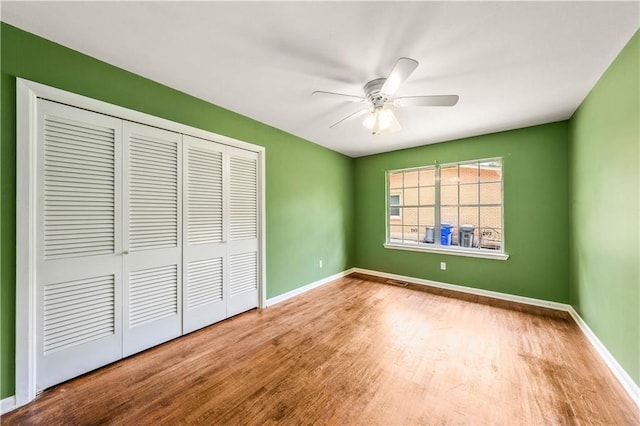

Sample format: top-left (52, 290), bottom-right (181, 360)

top-left (3, 273), bottom-right (637, 425)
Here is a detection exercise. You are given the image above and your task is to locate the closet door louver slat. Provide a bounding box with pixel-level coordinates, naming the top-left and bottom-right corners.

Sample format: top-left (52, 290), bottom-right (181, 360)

top-left (43, 275), bottom-right (115, 354)
top-left (187, 146), bottom-right (223, 244)
top-left (128, 134), bottom-right (179, 251)
top-left (187, 258), bottom-right (223, 309)
top-left (43, 116), bottom-right (115, 260)
top-left (229, 156), bottom-right (258, 241)
top-left (129, 265), bottom-right (178, 327)
top-left (230, 252), bottom-right (257, 297)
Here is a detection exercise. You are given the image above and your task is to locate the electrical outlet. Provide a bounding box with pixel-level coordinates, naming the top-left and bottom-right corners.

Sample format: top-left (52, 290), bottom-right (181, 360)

top-left (440, 262), bottom-right (446, 270)
top-left (319, 260), bottom-right (323, 268)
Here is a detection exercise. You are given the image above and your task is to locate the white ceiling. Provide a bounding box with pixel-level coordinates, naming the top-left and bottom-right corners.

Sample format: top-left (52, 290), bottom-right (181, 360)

top-left (2, 1), bottom-right (639, 157)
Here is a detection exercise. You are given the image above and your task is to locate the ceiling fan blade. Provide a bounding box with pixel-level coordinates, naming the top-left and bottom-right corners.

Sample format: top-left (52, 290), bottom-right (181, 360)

top-left (329, 108), bottom-right (369, 128)
top-left (380, 57), bottom-right (419, 97)
top-left (312, 90), bottom-right (366, 103)
top-left (394, 95), bottom-right (460, 107)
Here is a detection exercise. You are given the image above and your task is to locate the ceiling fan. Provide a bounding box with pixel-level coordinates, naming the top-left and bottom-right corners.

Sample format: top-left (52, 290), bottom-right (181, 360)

top-left (313, 57), bottom-right (459, 135)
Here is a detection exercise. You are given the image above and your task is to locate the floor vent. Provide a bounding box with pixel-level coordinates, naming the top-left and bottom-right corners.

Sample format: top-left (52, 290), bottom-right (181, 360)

top-left (386, 279), bottom-right (408, 287)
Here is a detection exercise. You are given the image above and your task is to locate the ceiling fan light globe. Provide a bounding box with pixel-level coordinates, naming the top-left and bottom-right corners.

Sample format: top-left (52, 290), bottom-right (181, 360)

top-left (372, 110), bottom-right (381, 134)
top-left (363, 107), bottom-right (401, 135)
top-left (362, 113), bottom-right (375, 130)
top-left (378, 108), bottom-right (394, 130)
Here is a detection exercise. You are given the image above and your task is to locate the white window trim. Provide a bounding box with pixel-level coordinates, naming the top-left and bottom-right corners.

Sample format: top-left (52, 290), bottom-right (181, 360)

top-left (383, 242), bottom-right (509, 260)
top-left (385, 158), bottom-right (507, 260)
top-left (15, 78), bottom-right (267, 408)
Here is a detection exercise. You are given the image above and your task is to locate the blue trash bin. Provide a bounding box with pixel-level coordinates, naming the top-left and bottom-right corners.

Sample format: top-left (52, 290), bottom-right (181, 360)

top-left (440, 223), bottom-right (453, 246)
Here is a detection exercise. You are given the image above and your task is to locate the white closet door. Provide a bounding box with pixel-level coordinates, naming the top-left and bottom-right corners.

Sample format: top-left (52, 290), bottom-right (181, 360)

top-left (36, 100), bottom-right (123, 391)
top-left (122, 122), bottom-right (182, 356)
top-left (227, 146), bottom-right (259, 317)
top-left (182, 135), bottom-right (227, 333)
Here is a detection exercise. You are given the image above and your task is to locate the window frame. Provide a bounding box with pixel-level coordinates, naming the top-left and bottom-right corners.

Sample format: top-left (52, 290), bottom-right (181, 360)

top-left (384, 158), bottom-right (508, 261)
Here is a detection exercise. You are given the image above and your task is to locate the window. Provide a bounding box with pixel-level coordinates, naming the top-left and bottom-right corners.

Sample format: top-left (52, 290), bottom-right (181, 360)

top-left (389, 194), bottom-right (400, 217)
top-left (386, 158), bottom-right (505, 259)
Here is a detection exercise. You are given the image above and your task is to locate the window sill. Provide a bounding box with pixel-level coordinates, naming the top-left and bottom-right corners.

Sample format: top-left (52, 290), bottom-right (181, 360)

top-left (383, 243), bottom-right (509, 260)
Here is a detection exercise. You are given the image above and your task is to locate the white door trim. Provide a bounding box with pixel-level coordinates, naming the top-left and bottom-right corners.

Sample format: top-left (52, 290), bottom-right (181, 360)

top-left (15, 78), bottom-right (267, 408)
top-left (16, 78), bottom-right (39, 407)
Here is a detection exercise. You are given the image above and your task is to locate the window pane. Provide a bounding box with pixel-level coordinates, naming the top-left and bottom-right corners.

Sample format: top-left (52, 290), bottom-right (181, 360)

top-left (403, 226), bottom-right (420, 243)
top-left (479, 161), bottom-right (501, 182)
top-left (404, 170), bottom-right (419, 187)
top-left (441, 165), bottom-right (459, 184)
top-left (418, 207), bottom-right (435, 226)
top-left (441, 185), bottom-right (458, 206)
top-left (440, 207), bottom-right (458, 229)
top-left (459, 207), bottom-right (479, 228)
top-left (418, 207), bottom-right (435, 244)
top-left (419, 186), bottom-right (435, 205)
top-left (480, 206), bottom-right (501, 230)
top-left (389, 194), bottom-right (401, 219)
top-left (479, 182), bottom-right (501, 205)
top-left (389, 225), bottom-right (402, 243)
top-left (389, 172), bottom-right (403, 189)
top-left (480, 227), bottom-right (502, 250)
top-left (459, 163), bottom-right (479, 183)
top-left (404, 188), bottom-right (419, 205)
top-left (389, 194), bottom-right (401, 216)
top-left (390, 189), bottom-right (403, 205)
top-left (419, 168), bottom-right (435, 186)
top-left (460, 183), bottom-right (478, 205)
top-left (402, 207), bottom-right (418, 227)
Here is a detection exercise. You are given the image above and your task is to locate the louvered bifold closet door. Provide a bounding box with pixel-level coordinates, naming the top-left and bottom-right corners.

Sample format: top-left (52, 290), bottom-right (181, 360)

top-left (122, 122), bottom-right (182, 356)
top-left (182, 135), bottom-right (227, 333)
top-left (36, 100), bottom-right (123, 391)
top-left (227, 146), bottom-right (260, 317)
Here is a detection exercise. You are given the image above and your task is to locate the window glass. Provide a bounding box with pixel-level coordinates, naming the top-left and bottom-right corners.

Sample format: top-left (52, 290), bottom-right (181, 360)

top-left (441, 185), bottom-right (458, 206)
top-left (419, 187), bottom-right (435, 205)
top-left (460, 183), bottom-right (479, 205)
top-left (419, 168), bottom-right (435, 186)
top-left (404, 170), bottom-right (419, 188)
top-left (389, 194), bottom-right (400, 217)
top-left (389, 172), bottom-right (403, 189)
top-left (404, 188), bottom-right (419, 205)
top-left (480, 182), bottom-right (501, 204)
top-left (459, 164), bottom-right (479, 183)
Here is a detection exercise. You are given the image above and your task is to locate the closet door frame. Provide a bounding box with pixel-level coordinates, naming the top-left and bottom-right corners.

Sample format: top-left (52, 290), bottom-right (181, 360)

top-left (15, 78), bottom-right (266, 408)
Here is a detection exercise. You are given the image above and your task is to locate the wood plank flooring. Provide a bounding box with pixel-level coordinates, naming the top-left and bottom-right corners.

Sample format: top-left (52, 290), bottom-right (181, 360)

top-left (3, 273), bottom-right (638, 425)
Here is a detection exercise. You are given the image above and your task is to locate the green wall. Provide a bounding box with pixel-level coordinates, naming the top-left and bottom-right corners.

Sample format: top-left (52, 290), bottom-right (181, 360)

top-left (354, 122), bottom-right (570, 303)
top-left (0, 23), bottom-right (354, 398)
top-left (568, 30), bottom-right (639, 386)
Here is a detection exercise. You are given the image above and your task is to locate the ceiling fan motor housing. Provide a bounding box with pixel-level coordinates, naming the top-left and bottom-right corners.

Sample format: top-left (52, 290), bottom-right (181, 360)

top-left (364, 78), bottom-right (388, 109)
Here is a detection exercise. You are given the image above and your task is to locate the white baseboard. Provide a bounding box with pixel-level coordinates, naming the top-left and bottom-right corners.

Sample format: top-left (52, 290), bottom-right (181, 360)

top-left (1, 395), bottom-right (16, 415)
top-left (567, 307), bottom-right (640, 406)
top-left (352, 267), bottom-right (571, 311)
top-left (265, 268), bottom-right (356, 307)
top-left (352, 267), bottom-right (640, 408)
